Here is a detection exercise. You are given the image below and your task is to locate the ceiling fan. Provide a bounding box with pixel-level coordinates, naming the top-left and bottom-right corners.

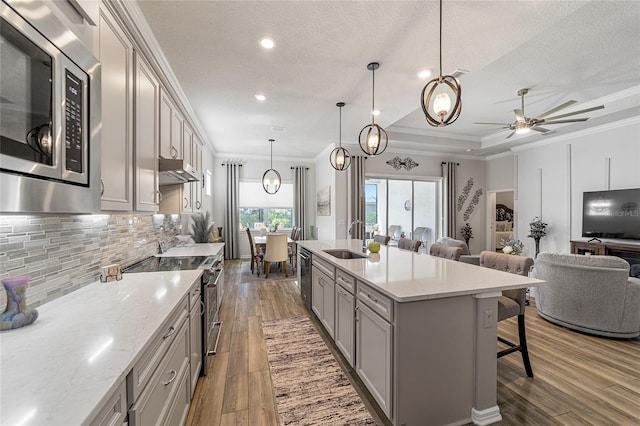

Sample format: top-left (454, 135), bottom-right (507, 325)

top-left (475, 88), bottom-right (605, 139)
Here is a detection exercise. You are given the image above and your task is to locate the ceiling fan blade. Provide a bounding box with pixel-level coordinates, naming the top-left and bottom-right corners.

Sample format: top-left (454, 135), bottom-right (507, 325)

top-left (543, 118), bottom-right (589, 125)
top-left (542, 105), bottom-right (605, 121)
top-left (506, 130), bottom-right (516, 139)
top-left (535, 100), bottom-right (577, 119)
top-left (514, 109), bottom-right (524, 121)
top-left (531, 126), bottom-right (551, 133)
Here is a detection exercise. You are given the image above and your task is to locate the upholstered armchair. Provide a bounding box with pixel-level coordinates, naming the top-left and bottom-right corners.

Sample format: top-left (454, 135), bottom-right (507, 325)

top-left (534, 253), bottom-right (640, 338)
top-left (429, 243), bottom-right (462, 260)
top-left (437, 237), bottom-right (470, 255)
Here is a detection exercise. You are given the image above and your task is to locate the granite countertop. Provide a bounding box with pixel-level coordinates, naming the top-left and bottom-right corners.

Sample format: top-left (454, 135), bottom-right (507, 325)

top-left (298, 239), bottom-right (544, 302)
top-left (156, 242), bottom-right (224, 258)
top-left (0, 269), bottom-right (203, 426)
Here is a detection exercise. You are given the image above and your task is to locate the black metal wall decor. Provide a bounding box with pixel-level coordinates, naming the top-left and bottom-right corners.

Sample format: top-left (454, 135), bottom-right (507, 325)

top-left (386, 156), bottom-right (419, 171)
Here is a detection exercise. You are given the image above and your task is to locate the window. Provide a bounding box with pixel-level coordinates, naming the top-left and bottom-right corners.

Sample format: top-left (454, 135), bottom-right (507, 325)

top-left (239, 181), bottom-right (294, 230)
top-left (365, 183), bottom-right (378, 227)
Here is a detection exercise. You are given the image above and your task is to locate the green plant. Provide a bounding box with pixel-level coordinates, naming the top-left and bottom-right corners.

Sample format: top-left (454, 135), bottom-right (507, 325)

top-left (191, 212), bottom-right (215, 243)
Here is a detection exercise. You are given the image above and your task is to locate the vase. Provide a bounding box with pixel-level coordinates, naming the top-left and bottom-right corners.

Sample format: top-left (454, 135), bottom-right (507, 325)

top-left (1, 276), bottom-right (39, 331)
top-left (464, 238), bottom-right (470, 247)
top-left (534, 238), bottom-right (541, 258)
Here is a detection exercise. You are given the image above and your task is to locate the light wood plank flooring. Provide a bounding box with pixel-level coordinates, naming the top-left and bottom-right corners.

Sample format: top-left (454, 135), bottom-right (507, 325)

top-left (186, 260), bottom-right (640, 425)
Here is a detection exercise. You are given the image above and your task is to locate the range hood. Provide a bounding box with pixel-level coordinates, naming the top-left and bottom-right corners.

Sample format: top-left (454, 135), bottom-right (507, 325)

top-left (159, 159), bottom-right (200, 185)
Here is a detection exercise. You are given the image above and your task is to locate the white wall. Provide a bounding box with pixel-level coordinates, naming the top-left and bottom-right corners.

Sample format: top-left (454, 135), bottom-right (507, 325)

top-left (486, 153), bottom-right (514, 192)
top-left (511, 117), bottom-right (640, 256)
top-left (315, 144), bottom-right (339, 240)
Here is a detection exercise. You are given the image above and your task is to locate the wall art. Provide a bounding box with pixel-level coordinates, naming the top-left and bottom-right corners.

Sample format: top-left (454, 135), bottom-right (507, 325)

top-left (386, 156), bottom-right (419, 171)
top-left (317, 186), bottom-right (331, 216)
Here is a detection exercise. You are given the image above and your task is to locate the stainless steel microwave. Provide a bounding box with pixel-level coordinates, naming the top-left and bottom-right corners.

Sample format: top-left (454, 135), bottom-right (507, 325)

top-left (0, 0), bottom-right (101, 213)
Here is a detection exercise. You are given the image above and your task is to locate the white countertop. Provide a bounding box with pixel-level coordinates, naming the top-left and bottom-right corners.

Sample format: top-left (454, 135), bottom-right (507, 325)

top-left (0, 269), bottom-right (203, 426)
top-left (156, 242), bottom-right (224, 258)
top-left (298, 239), bottom-right (543, 302)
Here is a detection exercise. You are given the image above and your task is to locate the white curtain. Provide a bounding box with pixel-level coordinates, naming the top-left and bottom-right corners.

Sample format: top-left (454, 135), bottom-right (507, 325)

top-left (223, 162), bottom-right (241, 259)
top-left (441, 161), bottom-right (458, 237)
top-left (349, 156), bottom-right (366, 240)
top-left (292, 166), bottom-right (308, 239)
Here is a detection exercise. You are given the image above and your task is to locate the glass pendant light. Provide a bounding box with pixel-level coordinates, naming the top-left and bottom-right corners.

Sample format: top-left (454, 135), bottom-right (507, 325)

top-left (420, 0), bottom-right (462, 127)
top-left (330, 102), bottom-right (351, 171)
top-left (262, 139), bottom-right (281, 194)
top-left (359, 62), bottom-right (388, 155)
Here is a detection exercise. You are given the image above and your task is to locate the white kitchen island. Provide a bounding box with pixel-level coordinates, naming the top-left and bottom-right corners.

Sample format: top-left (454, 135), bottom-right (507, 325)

top-left (298, 239), bottom-right (543, 426)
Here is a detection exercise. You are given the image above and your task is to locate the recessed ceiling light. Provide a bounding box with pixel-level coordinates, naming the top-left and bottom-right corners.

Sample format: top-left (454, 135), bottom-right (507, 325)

top-left (372, 109), bottom-right (381, 116)
top-left (417, 69), bottom-right (432, 79)
top-left (255, 94), bottom-right (266, 101)
top-left (466, 148), bottom-right (472, 152)
top-left (260, 37), bottom-right (275, 49)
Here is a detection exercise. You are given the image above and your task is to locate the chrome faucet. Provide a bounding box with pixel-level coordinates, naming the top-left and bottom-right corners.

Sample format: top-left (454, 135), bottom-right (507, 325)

top-left (348, 219), bottom-right (367, 252)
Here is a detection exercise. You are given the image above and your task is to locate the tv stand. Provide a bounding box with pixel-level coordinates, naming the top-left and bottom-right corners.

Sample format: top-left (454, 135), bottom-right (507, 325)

top-left (571, 240), bottom-right (640, 256)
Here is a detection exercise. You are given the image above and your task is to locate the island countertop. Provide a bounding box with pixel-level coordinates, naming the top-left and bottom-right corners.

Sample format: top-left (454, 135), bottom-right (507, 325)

top-left (0, 269), bottom-right (203, 426)
top-left (298, 239), bottom-right (543, 302)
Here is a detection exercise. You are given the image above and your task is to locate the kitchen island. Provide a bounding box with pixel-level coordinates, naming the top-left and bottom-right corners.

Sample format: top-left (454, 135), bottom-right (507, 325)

top-left (298, 239), bottom-right (543, 426)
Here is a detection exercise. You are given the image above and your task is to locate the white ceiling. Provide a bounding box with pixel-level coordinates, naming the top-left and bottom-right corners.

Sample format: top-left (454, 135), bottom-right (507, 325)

top-left (135, 0), bottom-right (640, 159)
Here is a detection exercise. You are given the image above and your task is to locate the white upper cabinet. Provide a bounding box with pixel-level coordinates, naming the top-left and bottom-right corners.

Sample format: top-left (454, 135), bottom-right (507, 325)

top-left (99, 8), bottom-right (133, 211)
top-left (159, 88), bottom-right (183, 160)
top-left (134, 52), bottom-right (159, 212)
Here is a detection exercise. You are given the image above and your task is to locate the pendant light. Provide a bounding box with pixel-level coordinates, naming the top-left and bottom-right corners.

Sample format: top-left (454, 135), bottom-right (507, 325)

top-left (330, 102), bottom-right (351, 171)
top-left (359, 62), bottom-right (388, 156)
top-left (420, 0), bottom-right (461, 127)
top-left (262, 139), bottom-right (281, 194)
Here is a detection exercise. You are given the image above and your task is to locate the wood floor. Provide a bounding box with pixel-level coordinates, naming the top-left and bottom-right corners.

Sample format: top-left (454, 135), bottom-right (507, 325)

top-left (186, 260), bottom-right (640, 426)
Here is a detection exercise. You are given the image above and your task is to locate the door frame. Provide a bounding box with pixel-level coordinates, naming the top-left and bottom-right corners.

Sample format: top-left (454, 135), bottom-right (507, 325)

top-left (486, 188), bottom-right (514, 252)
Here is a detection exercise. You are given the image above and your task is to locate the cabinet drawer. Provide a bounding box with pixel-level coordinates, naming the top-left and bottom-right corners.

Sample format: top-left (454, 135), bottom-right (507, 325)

top-left (335, 269), bottom-right (355, 294)
top-left (357, 281), bottom-right (393, 322)
top-left (127, 296), bottom-right (188, 403)
top-left (313, 257), bottom-right (335, 279)
top-left (88, 379), bottom-right (127, 426)
top-left (189, 280), bottom-right (202, 310)
top-left (129, 317), bottom-right (190, 426)
top-left (163, 367), bottom-right (191, 426)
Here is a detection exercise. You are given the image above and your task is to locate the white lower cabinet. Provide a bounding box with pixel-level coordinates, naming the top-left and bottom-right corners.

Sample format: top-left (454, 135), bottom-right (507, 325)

top-left (312, 263), bottom-right (335, 338)
top-left (189, 286), bottom-right (202, 398)
top-left (355, 299), bottom-right (393, 417)
top-left (334, 283), bottom-right (355, 367)
top-left (88, 379), bottom-right (127, 426)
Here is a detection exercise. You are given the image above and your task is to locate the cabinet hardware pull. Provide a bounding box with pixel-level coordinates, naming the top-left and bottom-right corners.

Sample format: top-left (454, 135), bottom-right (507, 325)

top-left (157, 190), bottom-right (163, 202)
top-left (100, 179), bottom-right (105, 196)
top-left (162, 369), bottom-right (177, 386)
top-left (200, 300), bottom-right (206, 315)
top-left (171, 146), bottom-right (178, 159)
top-left (366, 293), bottom-right (379, 303)
top-left (196, 201), bottom-right (201, 209)
top-left (162, 326), bottom-right (176, 339)
top-left (184, 197), bottom-right (189, 208)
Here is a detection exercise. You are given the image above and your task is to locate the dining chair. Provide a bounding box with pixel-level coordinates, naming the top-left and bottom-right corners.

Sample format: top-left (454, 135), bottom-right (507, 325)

top-left (397, 237), bottom-right (421, 252)
top-left (246, 228), bottom-right (263, 276)
top-left (388, 225), bottom-right (402, 240)
top-left (373, 234), bottom-right (391, 245)
top-left (429, 243), bottom-right (462, 260)
top-left (479, 251), bottom-right (535, 377)
top-left (288, 227), bottom-right (300, 270)
top-left (264, 233), bottom-right (289, 278)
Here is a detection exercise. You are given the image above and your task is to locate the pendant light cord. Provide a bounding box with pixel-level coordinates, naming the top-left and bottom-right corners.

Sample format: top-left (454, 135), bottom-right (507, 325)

top-left (439, 0), bottom-right (443, 77)
top-left (339, 106), bottom-right (342, 147)
top-left (270, 140), bottom-right (273, 168)
top-left (371, 68), bottom-right (376, 123)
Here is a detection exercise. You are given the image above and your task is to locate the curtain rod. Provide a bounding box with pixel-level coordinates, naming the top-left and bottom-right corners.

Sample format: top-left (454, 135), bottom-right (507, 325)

top-left (221, 163), bottom-right (243, 166)
top-left (441, 162), bottom-right (460, 165)
top-left (290, 167), bottom-right (310, 170)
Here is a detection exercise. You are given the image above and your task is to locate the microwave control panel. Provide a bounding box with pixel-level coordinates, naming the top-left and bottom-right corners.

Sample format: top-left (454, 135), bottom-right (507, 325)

top-left (65, 69), bottom-right (84, 174)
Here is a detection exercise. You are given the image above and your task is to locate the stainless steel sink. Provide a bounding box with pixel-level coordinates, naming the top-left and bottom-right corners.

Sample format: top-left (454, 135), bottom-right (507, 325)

top-left (323, 249), bottom-right (368, 259)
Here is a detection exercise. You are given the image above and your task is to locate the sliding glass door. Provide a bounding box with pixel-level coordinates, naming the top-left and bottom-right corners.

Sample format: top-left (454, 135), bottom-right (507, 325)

top-left (365, 177), bottom-right (440, 247)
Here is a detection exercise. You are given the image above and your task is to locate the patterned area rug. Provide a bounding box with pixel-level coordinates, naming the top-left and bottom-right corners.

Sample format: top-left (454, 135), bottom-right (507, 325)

top-left (240, 261), bottom-right (297, 283)
top-left (262, 316), bottom-right (376, 425)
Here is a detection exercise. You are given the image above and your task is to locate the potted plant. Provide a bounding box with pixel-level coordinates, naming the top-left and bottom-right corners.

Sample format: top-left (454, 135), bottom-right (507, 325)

top-left (528, 217), bottom-right (548, 257)
top-left (460, 223), bottom-right (473, 247)
top-left (191, 212), bottom-right (215, 243)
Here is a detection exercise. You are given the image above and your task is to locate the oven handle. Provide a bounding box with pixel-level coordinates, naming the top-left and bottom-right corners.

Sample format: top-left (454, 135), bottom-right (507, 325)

top-left (207, 321), bottom-right (223, 356)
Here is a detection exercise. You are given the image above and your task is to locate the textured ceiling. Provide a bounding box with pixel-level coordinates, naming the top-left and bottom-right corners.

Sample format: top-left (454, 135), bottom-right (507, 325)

top-left (136, 0), bottom-right (640, 159)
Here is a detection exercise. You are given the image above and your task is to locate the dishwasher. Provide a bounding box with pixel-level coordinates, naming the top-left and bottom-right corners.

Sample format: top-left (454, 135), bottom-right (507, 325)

top-left (297, 247), bottom-right (312, 311)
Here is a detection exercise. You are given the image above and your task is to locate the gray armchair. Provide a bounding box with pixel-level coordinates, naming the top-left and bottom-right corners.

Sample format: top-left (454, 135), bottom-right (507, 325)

top-left (533, 253), bottom-right (640, 338)
top-left (437, 237), bottom-right (470, 255)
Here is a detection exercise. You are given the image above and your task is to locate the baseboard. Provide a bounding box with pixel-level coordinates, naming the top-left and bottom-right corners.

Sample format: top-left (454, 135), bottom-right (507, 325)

top-left (471, 406), bottom-right (502, 426)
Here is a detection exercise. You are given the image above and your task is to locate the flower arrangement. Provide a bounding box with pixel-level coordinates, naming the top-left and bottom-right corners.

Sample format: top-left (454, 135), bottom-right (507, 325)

top-left (460, 223), bottom-right (473, 245)
top-left (528, 217), bottom-right (548, 239)
top-left (501, 238), bottom-right (524, 255)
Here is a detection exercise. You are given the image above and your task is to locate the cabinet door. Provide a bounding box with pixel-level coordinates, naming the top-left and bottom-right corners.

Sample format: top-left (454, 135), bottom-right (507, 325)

top-left (159, 89), bottom-right (176, 159)
top-left (193, 141), bottom-right (203, 211)
top-left (171, 109), bottom-right (183, 159)
top-left (322, 275), bottom-right (335, 338)
top-left (99, 9), bottom-right (133, 211)
top-left (311, 266), bottom-right (325, 320)
top-left (183, 124), bottom-right (193, 164)
top-left (134, 53), bottom-right (159, 212)
top-left (355, 300), bottom-right (392, 417)
top-left (189, 301), bottom-right (202, 398)
top-left (335, 284), bottom-right (355, 367)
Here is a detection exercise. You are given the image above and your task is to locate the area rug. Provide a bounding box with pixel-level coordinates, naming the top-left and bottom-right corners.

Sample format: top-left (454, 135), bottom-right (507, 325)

top-left (262, 316), bottom-right (376, 425)
top-left (240, 261), bottom-right (297, 283)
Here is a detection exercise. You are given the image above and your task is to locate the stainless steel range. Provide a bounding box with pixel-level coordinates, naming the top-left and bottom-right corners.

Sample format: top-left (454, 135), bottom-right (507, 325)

top-left (122, 253), bottom-right (224, 376)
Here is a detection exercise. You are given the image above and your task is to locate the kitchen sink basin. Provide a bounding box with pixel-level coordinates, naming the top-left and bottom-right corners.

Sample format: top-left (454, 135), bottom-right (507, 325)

top-left (323, 249), bottom-right (368, 259)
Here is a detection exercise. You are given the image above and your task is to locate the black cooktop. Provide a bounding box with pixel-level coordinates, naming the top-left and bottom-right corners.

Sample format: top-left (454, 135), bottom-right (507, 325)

top-left (123, 256), bottom-right (208, 273)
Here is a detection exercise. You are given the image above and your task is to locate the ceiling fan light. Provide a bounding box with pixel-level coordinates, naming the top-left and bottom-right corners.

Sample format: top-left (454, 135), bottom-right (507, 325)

top-left (433, 92), bottom-right (451, 117)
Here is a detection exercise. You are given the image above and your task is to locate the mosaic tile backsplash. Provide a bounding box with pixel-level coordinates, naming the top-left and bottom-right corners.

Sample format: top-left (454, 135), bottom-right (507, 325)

top-left (0, 214), bottom-right (184, 309)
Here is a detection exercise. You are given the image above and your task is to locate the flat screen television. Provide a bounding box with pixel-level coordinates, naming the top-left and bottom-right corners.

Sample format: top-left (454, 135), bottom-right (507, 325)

top-left (582, 188), bottom-right (640, 240)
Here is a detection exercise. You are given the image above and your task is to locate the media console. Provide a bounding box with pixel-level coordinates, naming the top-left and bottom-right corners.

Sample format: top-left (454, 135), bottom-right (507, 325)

top-left (570, 241), bottom-right (640, 277)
